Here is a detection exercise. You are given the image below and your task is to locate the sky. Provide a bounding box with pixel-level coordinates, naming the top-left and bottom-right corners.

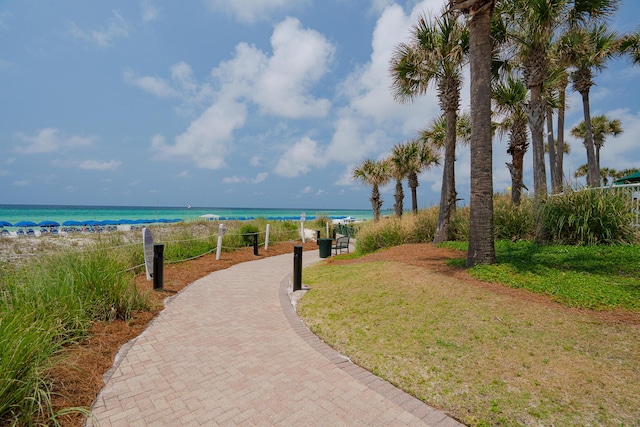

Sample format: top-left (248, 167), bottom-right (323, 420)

top-left (1, 0), bottom-right (639, 210)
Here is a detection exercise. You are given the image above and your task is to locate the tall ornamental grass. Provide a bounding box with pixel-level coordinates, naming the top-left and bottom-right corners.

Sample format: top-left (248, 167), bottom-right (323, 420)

top-left (0, 246), bottom-right (150, 424)
top-left (541, 188), bottom-right (637, 245)
top-left (493, 193), bottom-right (535, 241)
top-left (355, 207), bottom-right (469, 254)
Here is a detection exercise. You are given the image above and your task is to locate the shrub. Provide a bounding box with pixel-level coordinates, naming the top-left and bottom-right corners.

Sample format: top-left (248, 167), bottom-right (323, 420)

top-left (239, 224), bottom-right (260, 246)
top-left (541, 187), bottom-right (637, 245)
top-left (493, 194), bottom-right (535, 241)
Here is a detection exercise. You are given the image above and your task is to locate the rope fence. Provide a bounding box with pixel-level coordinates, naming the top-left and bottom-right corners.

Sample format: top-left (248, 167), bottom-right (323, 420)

top-left (0, 221), bottom-right (318, 270)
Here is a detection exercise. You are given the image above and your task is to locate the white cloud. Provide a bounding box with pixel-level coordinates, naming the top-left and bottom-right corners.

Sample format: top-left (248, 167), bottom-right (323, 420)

top-left (301, 186), bottom-right (313, 194)
top-left (275, 136), bottom-right (329, 177)
top-left (223, 172), bottom-right (269, 184)
top-left (203, 0), bottom-right (307, 23)
top-left (14, 128), bottom-right (94, 154)
top-left (124, 62), bottom-right (213, 109)
top-left (254, 172), bottom-right (268, 183)
top-left (78, 160), bottom-right (122, 171)
top-left (212, 17), bottom-right (334, 118)
top-left (68, 10), bottom-right (130, 48)
top-left (123, 69), bottom-right (179, 98)
top-left (141, 0), bottom-right (160, 22)
top-left (151, 99), bottom-right (246, 169)
top-left (252, 17), bottom-right (334, 118)
top-left (250, 156), bottom-right (261, 166)
top-left (12, 180), bottom-right (29, 187)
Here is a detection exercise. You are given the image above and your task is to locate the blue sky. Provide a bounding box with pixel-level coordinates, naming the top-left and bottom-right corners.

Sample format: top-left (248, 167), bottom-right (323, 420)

top-left (1, 0), bottom-right (639, 210)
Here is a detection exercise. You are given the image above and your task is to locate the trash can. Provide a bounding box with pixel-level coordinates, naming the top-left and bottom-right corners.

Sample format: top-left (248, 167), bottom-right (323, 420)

top-left (317, 238), bottom-right (332, 258)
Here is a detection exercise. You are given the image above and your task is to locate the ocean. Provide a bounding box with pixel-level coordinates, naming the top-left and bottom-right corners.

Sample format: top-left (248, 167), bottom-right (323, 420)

top-left (0, 204), bottom-right (377, 227)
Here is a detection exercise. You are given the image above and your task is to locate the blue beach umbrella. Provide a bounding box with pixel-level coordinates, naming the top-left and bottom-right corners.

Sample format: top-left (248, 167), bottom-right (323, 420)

top-left (62, 220), bottom-right (82, 226)
top-left (38, 220), bottom-right (60, 227)
top-left (0, 221), bottom-right (12, 227)
top-left (14, 220), bottom-right (38, 228)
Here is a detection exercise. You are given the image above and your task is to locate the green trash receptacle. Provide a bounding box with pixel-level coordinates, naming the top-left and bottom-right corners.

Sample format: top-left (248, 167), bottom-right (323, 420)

top-left (318, 238), bottom-right (332, 258)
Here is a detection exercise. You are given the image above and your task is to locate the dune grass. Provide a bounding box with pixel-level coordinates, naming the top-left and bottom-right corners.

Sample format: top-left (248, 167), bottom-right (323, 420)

top-left (298, 257), bottom-right (640, 426)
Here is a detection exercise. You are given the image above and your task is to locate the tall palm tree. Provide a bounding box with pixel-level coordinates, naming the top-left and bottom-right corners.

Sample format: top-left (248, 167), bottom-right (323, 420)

top-left (563, 23), bottom-right (621, 186)
top-left (492, 73), bottom-right (529, 205)
top-left (570, 114), bottom-right (623, 182)
top-left (390, 8), bottom-right (468, 243)
top-left (353, 159), bottom-right (390, 223)
top-left (449, 0), bottom-right (497, 266)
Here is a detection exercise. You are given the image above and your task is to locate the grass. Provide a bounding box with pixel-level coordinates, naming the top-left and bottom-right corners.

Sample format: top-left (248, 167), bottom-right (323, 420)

top-left (298, 257), bottom-right (640, 426)
top-left (442, 240), bottom-right (640, 310)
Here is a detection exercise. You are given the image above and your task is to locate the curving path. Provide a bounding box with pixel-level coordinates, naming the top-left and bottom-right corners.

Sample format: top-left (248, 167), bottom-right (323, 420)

top-left (87, 249), bottom-right (463, 426)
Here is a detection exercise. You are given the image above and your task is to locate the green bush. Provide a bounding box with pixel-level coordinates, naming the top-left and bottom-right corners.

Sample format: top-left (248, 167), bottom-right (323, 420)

top-left (239, 224), bottom-right (260, 246)
top-left (541, 187), bottom-right (637, 245)
top-left (493, 194), bottom-right (535, 241)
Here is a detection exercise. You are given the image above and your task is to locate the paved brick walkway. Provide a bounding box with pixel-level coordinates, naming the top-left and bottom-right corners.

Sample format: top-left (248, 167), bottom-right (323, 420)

top-left (87, 249), bottom-right (463, 426)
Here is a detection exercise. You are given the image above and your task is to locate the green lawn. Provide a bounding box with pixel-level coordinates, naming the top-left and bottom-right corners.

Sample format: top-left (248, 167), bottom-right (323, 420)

top-left (443, 240), bottom-right (640, 310)
top-left (298, 242), bottom-right (640, 426)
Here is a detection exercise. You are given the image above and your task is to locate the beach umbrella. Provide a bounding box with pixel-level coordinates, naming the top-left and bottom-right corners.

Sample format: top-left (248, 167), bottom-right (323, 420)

top-left (82, 220), bottom-right (99, 226)
top-left (38, 220), bottom-right (60, 227)
top-left (14, 220), bottom-right (38, 228)
top-left (62, 220), bottom-right (82, 226)
top-left (0, 221), bottom-right (12, 227)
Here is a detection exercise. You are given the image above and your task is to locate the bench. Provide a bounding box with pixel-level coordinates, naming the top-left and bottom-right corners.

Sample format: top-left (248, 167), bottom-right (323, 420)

top-left (332, 236), bottom-right (350, 255)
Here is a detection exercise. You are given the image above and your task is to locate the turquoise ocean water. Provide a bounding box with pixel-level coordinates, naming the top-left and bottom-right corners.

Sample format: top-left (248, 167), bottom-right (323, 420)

top-left (0, 204), bottom-right (376, 227)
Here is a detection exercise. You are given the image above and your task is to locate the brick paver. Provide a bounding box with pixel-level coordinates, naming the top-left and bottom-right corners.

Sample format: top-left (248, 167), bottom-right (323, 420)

top-left (87, 249), bottom-right (463, 426)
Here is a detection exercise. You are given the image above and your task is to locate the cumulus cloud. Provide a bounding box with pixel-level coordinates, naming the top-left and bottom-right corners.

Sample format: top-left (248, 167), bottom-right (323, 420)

top-left (212, 17), bottom-right (334, 118)
top-left (78, 160), bottom-right (122, 171)
top-left (203, 0), bottom-right (307, 23)
top-left (68, 10), bottom-right (130, 48)
top-left (275, 136), bottom-right (329, 177)
top-left (222, 172), bottom-right (269, 184)
top-left (124, 62), bottom-right (213, 109)
top-left (135, 16), bottom-right (333, 171)
top-left (141, 0), bottom-right (160, 22)
top-left (123, 69), bottom-right (179, 98)
top-left (14, 128), bottom-right (94, 154)
top-left (151, 100), bottom-right (247, 169)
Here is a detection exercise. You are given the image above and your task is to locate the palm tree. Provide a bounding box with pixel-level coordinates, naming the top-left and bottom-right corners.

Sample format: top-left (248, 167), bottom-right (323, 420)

top-left (563, 23), bottom-right (621, 186)
top-left (390, 139), bottom-right (441, 216)
top-left (390, 8), bottom-right (468, 243)
top-left (619, 26), bottom-right (640, 65)
top-left (353, 159), bottom-right (390, 223)
top-left (449, 0), bottom-right (497, 266)
top-left (570, 114), bottom-right (623, 182)
top-left (492, 73), bottom-right (529, 205)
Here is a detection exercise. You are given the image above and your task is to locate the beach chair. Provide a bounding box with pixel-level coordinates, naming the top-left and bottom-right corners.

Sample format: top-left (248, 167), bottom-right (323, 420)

top-left (1, 229), bottom-right (9, 237)
top-left (26, 229), bottom-right (35, 236)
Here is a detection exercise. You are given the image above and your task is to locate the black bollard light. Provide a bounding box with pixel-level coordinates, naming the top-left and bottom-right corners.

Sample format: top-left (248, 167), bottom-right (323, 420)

top-left (316, 230), bottom-right (321, 243)
top-left (252, 233), bottom-right (259, 256)
top-left (293, 245), bottom-right (302, 292)
top-left (153, 244), bottom-right (164, 290)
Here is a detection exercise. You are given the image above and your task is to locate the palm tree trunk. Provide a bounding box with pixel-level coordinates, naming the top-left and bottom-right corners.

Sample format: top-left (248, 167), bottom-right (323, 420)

top-left (394, 179), bottom-right (404, 218)
top-left (433, 109), bottom-right (458, 244)
top-left (371, 184), bottom-right (382, 223)
top-left (580, 89), bottom-right (599, 187)
top-left (408, 172), bottom-right (419, 214)
top-left (556, 79), bottom-right (567, 190)
top-left (526, 84), bottom-right (548, 243)
top-left (547, 106), bottom-right (561, 194)
top-left (466, 5), bottom-right (495, 267)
